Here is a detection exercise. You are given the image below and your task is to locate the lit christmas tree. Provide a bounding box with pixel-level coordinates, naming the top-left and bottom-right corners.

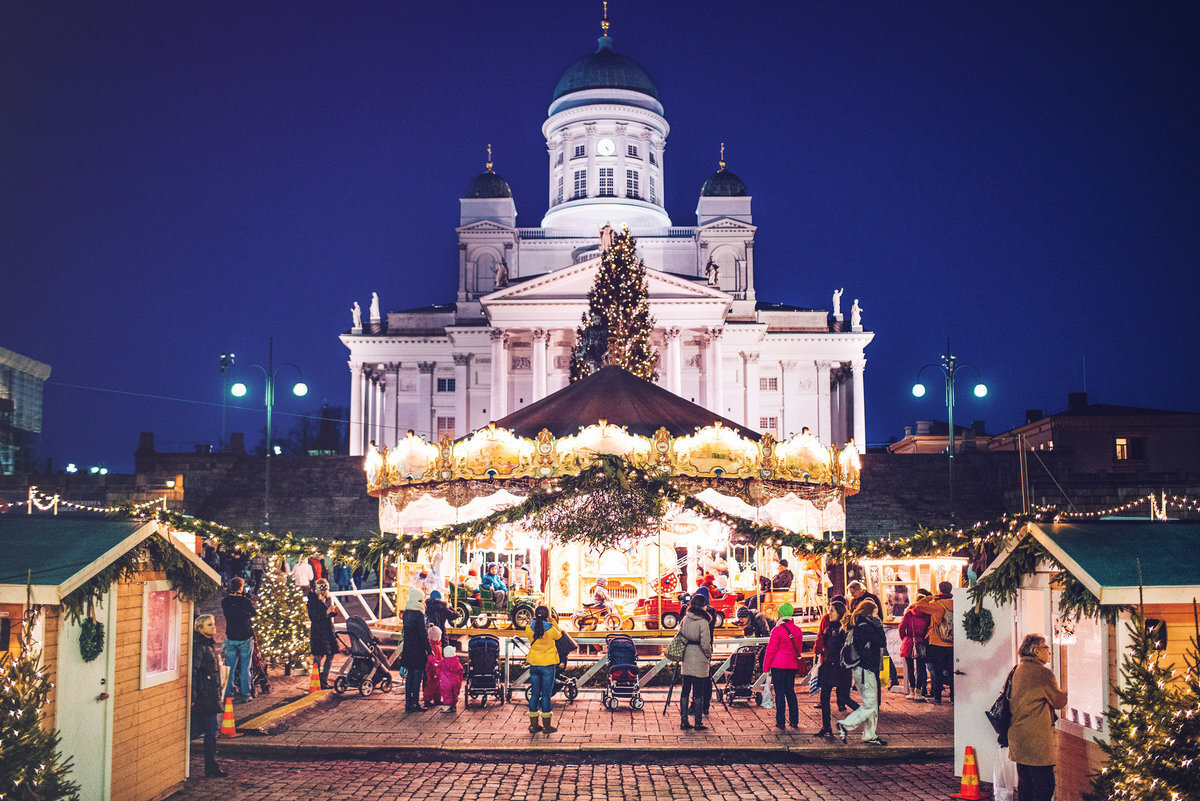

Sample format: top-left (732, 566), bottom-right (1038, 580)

top-left (252, 563), bottom-right (311, 671)
top-left (0, 602), bottom-right (81, 800)
top-left (1087, 610), bottom-right (1193, 801)
top-left (570, 225), bottom-right (659, 382)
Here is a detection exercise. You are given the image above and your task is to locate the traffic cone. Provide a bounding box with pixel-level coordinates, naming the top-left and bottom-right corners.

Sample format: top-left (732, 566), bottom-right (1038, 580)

top-left (308, 660), bottom-right (321, 694)
top-left (218, 696), bottom-right (242, 738)
top-left (951, 745), bottom-right (989, 799)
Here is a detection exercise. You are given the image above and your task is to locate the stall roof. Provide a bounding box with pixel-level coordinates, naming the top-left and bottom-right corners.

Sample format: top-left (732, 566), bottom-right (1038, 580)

top-left (982, 521), bottom-right (1200, 605)
top-left (0, 515), bottom-right (220, 605)
top-left (482, 365), bottom-right (762, 441)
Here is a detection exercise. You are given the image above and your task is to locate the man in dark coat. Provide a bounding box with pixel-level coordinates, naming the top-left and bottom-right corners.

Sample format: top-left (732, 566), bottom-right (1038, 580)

top-left (221, 577), bottom-right (257, 701)
top-left (424, 590), bottom-right (454, 647)
top-left (848, 580), bottom-right (883, 618)
top-left (306, 579), bottom-right (338, 689)
top-left (192, 614), bottom-right (227, 777)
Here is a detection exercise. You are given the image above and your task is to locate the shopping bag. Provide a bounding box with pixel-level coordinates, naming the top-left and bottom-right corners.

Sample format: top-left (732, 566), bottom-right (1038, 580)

top-left (993, 745), bottom-right (1018, 801)
top-left (761, 673), bottom-right (775, 709)
top-left (806, 659), bottom-right (821, 694)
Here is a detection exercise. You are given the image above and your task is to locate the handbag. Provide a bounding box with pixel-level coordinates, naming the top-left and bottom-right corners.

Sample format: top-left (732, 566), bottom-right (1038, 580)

top-left (915, 640), bottom-right (928, 660)
top-left (986, 667), bottom-right (1017, 745)
top-left (761, 673), bottom-right (775, 709)
top-left (666, 631), bottom-right (688, 663)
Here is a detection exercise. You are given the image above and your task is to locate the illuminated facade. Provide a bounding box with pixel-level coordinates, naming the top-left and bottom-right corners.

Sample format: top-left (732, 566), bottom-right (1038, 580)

top-left (341, 20), bottom-right (873, 454)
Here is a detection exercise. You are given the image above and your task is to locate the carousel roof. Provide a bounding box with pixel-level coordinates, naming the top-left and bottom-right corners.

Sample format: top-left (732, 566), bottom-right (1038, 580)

top-left (487, 366), bottom-right (761, 441)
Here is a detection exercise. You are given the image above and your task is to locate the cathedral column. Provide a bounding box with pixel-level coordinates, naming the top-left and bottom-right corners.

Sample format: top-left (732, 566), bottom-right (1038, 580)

top-left (531, 328), bottom-right (548, 401)
top-left (741, 352), bottom-right (760, 430)
top-left (697, 332), bottom-right (711, 408)
top-left (665, 327), bottom-right (682, 395)
top-left (378, 371), bottom-right (391, 447)
top-left (453, 354), bottom-right (470, 438)
top-left (418, 362), bottom-right (436, 440)
top-left (349, 362), bottom-right (364, 456)
top-left (709, 328), bottom-right (725, 417)
top-left (457, 243), bottom-right (468, 302)
top-left (373, 371), bottom-right (385, 446)
top-left (779, 360), bottom-right (797, 437)
top-left (851, 358), bottom-right (867, 447)
top-left (489, 329), bottom-right (508, 419)
top-left (389, 363), bottom-right (402, 446)
top-left (816, 361), bottom-right (833, 445)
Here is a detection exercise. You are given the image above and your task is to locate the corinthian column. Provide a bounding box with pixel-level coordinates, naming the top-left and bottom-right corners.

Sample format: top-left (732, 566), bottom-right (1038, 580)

top-left (851, 358), bottom-right (867, 447)
top-left (709, 328), bottom-right (725, 416)
top-left (349, 362), bottom-right (364, 456)
top-left (453, 353), bottom-right (470, 437)
top-left (816, 360), bottom-right (832, 445)
top-left (489, 329), bottom-right (508, 419)
top-left (531, 328), bottom-right (548, 401)
top-left (665, 327), bottom-right (682, 395)
top-left (741, 352), bottom-right (760, 429)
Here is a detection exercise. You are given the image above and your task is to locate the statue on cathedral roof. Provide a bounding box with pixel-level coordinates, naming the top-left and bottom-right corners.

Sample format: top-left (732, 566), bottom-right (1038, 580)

top-left (599, 222), bottom-right (615, 254)
top-left (370, 292), bottom-right (381, 323)
top-left (351, 301), bottom-right (362, 330)
top-left (851, 298), bottom-right (862, 329)
top-left (833, 288), bottom-right (843, 317)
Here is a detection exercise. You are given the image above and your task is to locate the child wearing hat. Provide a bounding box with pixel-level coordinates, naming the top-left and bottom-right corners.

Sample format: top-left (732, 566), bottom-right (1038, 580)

top-left (438, 646), bottom-right (464, 713)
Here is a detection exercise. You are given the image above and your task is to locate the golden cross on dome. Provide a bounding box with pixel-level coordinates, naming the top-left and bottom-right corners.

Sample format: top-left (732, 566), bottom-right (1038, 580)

top-left (601, 1), bottom-right (610, 36)
top-left (719, 142), bottom-right (726, 171)
top-left (486, 143), bottom-right (493, 173)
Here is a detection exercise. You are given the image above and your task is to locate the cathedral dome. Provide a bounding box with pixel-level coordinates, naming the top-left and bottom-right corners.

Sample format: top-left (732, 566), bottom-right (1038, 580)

top-left (700, 169), bottom-right (748, 197)
top-left (552, 36), bottom-right (659, 102)
top-left (464, 170), bottom-right (512, 199)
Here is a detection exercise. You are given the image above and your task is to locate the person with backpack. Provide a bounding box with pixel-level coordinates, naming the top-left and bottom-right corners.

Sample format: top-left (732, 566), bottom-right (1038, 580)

top-left (836, 598), bottom-right (888, 746)
top-left (813, 598), bottom-right (858, 736)
top-left (914, 581), bottom-right (956, 705)
top-left (761, 609), bottom-right (806, 730)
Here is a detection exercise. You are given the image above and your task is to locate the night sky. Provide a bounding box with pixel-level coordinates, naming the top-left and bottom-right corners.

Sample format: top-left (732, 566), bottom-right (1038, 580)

top-left (4, 2), bottom-right (1198, 474)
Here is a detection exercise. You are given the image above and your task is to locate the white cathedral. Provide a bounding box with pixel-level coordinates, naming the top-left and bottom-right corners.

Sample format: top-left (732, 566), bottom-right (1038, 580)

top-left (341, 17), bottom-right (873, 456)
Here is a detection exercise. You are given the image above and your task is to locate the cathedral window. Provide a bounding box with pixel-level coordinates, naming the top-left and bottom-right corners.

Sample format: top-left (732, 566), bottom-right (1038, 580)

top-left (573, 144), bottom-right (586, 159)
top-left (650, 151), bottom-right (657, 166)
top-left (649, 175), bottom-right (656, 204)
top-left (572, 169), bottom-right (587, 199)
top-left (556, 176), bottom-right (563, 204)
top-left (436, 416), bottom-right (456, 440)
top-left (627, 144), bottom-right (639, 158)
top-left (598, 168), bottom-right (614, 196)
top-left (759, 416), bottom-right (779, 435)
top-left (626, 170), bottom-right (640, 199)
top-left (759, 376), bottom-right (778, 392)
top-left (437, 378), bottom-right (456, 393)
top-left (556, 152), bottom-right (563, 166)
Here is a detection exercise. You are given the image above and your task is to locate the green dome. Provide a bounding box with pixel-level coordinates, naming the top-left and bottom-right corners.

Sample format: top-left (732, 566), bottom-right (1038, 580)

top-left (552, 36), bottom-right (659, 102)
top-left (700, 169), bottom-right (748, 197)
top-left (464, 171), bottom-right (512, 199)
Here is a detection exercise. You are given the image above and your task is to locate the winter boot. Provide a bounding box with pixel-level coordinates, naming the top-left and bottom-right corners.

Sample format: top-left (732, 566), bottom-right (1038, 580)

top-left (693, 713), bottom-right (707, 731)
top-left (542, 713), bottom-right (557, 735)
top-left (528, 713), bottom-right (541, 733)
top-left (680, 714), bottom-right (693, 730)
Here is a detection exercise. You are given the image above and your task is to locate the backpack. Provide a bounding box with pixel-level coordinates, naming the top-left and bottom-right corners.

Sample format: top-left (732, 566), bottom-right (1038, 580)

top-left (936, 601), bottom-right (954, 643)
top-left (839, 628), bottom-right (861, 670)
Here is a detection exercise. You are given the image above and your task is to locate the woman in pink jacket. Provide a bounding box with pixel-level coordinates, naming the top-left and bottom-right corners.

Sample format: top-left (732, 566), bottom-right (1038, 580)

top-left (762, 613), bottom-right (806, 730)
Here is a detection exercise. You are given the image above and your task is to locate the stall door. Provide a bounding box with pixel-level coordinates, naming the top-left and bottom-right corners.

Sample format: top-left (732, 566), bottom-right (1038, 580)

top-left (56, 588), bottom-right (116, 800)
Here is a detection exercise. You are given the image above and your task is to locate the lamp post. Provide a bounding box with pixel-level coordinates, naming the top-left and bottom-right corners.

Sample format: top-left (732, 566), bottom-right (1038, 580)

top-left (230, 338), bottom-right (307, 531)
top-left (912, 340), bottom-right (987, 522)
top-left (219, 352), bottom-right (235, 450)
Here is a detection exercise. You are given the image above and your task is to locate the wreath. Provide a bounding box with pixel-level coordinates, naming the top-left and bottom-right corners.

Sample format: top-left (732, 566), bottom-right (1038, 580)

top-left (962, 605), bottom-right (995, 644)
top-left (80, 617), bottom-right (105, 662)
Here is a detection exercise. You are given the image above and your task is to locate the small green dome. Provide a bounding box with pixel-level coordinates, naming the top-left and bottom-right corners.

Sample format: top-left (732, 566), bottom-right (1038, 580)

top-left (464, 171), bottom-right (512, 199)
top-left (552, 36), bottom-right (659, 102)
top-left (700, 169), bottom-right (748, 197)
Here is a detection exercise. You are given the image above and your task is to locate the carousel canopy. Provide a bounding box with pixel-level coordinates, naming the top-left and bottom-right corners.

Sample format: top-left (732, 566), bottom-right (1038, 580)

top-left (489, 365), bottom-right (760, 440)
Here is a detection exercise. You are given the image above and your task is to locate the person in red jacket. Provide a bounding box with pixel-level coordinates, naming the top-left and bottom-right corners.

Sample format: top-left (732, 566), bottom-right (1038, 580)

top-left (898, 588), bottom-right (932, 700)
top-left (762, 613), bottom-right (806, 730)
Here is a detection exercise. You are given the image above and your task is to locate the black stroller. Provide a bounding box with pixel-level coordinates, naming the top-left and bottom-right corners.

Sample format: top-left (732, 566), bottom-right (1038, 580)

top-left (464, 634), bottom-right (505, 708)
top-left (521, 632), bottom-right (579, 704)
top-left (333, 616), bottom-right (395, 697)
top-left (722, 644), bottom-right (765, 706)
top-left (601, 634), bottom-right (644, 710)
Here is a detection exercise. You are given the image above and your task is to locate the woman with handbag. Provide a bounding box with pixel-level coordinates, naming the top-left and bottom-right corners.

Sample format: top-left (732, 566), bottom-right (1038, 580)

top-left (762, 608), bottom-right (807, 730)
top-left (1008, 634), bottom-right (1068, 801)
top-left (678, 594), bottom-right (713, 730)
top-left (813, 598), bottom-right (859, 736)
top-left (836, 599), bottom-right (888, 746)
top-left (898, 588), bottom-right (932, 701)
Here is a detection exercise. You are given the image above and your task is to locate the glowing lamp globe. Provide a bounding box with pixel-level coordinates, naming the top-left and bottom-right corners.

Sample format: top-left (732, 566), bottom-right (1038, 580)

top-left (231, 382), bottom-right (248, 398)
top-left (973, 383), bottom-right (988, 398)
top-left (292, 382), bottom-right (308, 397)
top-left (911, 383), bottom-right (927, 398)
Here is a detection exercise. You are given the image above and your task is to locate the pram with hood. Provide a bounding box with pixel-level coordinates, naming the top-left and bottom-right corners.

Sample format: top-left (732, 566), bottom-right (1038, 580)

top-left (332, 616), bottom-right (395, 697)
top-left (601, 634), bottom-right (644, 710)
top-left (464, 634), bottom-right (505, 708)
top-left (249, 637), bottom-right (271, 696)
top-left (721, 644), bottom-right (766, 706)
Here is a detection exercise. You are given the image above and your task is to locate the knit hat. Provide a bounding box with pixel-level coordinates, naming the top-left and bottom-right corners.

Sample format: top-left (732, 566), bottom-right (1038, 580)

top-left (443, 645), bottom-right (456, 659)
top-left (405, 588), bottom-right (424, 611)
top-left (430, 590), bottom-right (442, 600)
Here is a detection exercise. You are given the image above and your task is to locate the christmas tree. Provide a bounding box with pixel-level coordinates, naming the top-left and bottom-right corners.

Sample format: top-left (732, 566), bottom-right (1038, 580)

top-left (0, 601), bottom-right (81, 800)
top-left (570, 225), bottom-right (659, 382)
top-left (252, 563), bottom-right (311, 671)
top-left (1153, 632), bottom-right (1200, 800)
top-left (1087, 610), bottom-right (1190, 801)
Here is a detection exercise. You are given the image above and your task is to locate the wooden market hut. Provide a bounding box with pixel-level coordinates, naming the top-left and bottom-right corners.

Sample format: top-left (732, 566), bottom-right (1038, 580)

top-left (0, 515), bottom-right (220, 801)
top-left (964, 520), bottom-right (1200, 801)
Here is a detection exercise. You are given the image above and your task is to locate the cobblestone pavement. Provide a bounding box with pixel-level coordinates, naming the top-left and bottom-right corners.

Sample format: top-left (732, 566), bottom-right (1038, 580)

top-left (171, 756), bottom-right (978, 800)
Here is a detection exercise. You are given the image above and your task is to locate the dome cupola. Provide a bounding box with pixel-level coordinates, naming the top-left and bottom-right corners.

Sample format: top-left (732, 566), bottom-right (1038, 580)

top-left (464, 144), bottom-right (512, 198)
top-left (700, 143), bottom-right (747, 197)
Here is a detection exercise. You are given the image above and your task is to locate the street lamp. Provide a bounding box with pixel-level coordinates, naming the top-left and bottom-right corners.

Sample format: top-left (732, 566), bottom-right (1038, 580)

top-left (219, 352), bottom-right (236, 450)
top-left (230, 338), bottom-right (307, 531)
top-left (911, 340), bottom-right (987, 522)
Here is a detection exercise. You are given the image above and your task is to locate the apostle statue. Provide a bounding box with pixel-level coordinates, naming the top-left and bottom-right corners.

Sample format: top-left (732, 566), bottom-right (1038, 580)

top-left (493, 258), bottom-right (509, 288)
top-left (705, 257), bottom-right (720, 287)
top-left (351, 301), bottom-right (362, 330)
top-left (599, 222), bottom-right (615, 254)
top-left (850, 298), bottom-right (862, 328)
top-left (832, 288), bottom-right (843, 317)
top-left (369, 292), bottom-right (381, 322)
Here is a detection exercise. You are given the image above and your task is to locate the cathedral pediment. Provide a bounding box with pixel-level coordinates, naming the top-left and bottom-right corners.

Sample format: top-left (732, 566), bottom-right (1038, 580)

top-left (697, 217), bottom-right (757, 233)
top-left (482, 258), bottom-right (731, 304)
top-left (456, 220), bottom-right (516, 235)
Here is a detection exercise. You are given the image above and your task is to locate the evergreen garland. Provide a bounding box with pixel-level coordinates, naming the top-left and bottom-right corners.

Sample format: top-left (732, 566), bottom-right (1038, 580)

top-left (0, 600), bottom-right (82, 801)
top-left (962, 606), bottom-right (995, 644)
top-left (252, 564), bottom-right (311, 670)
top-left (570, 226), bottom-right (659, 382)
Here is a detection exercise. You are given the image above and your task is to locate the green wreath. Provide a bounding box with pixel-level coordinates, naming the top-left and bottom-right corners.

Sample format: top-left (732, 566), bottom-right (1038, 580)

top-left (962, 606), bottom-right (995, 644)
top-left (80, 618), bottom-right (105, 662)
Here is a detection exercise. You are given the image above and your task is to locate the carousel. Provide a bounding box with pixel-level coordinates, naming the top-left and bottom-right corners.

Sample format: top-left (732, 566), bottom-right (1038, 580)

top-left (365, 366), bottom-right (862, 631)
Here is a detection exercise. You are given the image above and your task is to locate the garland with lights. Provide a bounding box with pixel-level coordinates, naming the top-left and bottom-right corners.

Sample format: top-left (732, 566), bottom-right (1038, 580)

top-left (0, 595), bottom-right (82, 801)
top-left (570, 225), bottom-right (659, 381)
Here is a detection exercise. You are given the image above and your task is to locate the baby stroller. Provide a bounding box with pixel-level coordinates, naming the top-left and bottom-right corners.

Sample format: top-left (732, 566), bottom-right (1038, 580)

top-left (520, 626), bottom-right (579, 704)
top-left (332, 616), bottom-right (395, 697)
top-left (464, 634), bottom-right (505, 708)
top-left (722, 644), bottom-right (765, 706)
top-left (249, 637), bottom-right (271, 696)
top-left (601, 634), bottom-right (644, 710)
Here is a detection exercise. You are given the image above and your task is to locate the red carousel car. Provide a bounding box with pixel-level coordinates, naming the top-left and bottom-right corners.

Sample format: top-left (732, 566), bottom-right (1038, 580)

top-left (633, 574), bottom-right (740, 629)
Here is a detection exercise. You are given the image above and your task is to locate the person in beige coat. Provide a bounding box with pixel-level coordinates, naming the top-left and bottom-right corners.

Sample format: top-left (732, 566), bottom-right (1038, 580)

top-left (677, 594), bottom-right (714, 730)
top-left (1008, 633), bottom-right (1068, 801)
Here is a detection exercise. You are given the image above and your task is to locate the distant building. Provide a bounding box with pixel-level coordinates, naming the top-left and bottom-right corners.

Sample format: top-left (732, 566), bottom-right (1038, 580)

top-left (887, 419), bottom-right (992, 455)
top-left (0, 346), bottom-right (51, 474)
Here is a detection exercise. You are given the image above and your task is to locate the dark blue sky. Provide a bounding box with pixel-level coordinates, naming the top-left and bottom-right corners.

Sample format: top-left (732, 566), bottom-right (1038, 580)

top-left (4, 2), bottom-right (1198, 473)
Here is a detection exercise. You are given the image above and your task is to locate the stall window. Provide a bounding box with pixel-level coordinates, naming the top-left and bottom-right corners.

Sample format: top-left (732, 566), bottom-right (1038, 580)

top-left (141, 580), bottom-right (181, 688)
top-left (1057, 608), bottom-right (1105, 733)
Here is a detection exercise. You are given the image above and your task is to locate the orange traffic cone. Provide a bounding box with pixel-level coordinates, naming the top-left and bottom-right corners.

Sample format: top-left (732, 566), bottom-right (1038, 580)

top-left (308, 659), bottom-right (321, 694)
top-left (951, 745), bottom-right (989, 799)
top-left (218, 696), bottom-right (242, 738)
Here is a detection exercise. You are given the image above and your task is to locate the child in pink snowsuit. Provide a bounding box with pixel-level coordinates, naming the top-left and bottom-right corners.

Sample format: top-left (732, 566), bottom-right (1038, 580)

top-left (422, 625), bottom-right (444, 706)
top-left (438, 645), bottom-right (464, 712)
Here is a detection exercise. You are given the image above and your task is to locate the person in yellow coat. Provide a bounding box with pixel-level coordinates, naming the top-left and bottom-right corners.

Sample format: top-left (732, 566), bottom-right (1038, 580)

top-left (523, 605), bottom-right (562, 734)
